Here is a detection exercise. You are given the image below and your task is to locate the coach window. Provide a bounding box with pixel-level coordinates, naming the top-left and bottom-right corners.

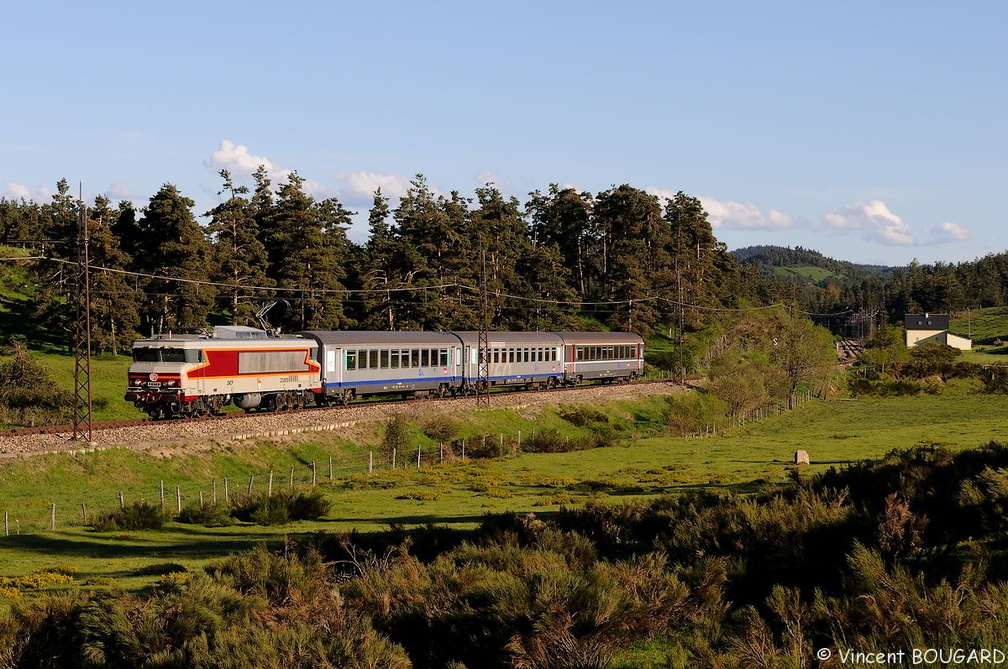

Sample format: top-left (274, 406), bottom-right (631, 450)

top-left (421, 349), bottom-right (429, 367)
top-left (437, 348), bottom-right (447, 367)
top-left (379, 349), bottom-right (389, 369)
top-left (346, 350), bottom-right (357, 371)
top-left (402, 350), bottom-right (412, 367)
top-left (390, 349), bottom-right (400, 369)
top-left (492, 349), bottom-right (499, 364)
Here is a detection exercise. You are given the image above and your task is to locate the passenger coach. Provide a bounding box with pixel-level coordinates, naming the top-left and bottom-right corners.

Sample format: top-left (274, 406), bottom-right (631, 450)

top-left (556, 332), bottom-right (644, 384)
top-left (298, 331), bottom-right (462, 404)
top-left (451, 331), bottom-right (565, 391)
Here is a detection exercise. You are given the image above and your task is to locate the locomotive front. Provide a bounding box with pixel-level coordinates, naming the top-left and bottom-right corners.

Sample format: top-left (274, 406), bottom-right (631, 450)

top-left (125, 334), bottom-right (205, 419)
top-left (125, 326), bottom-right (321, 419)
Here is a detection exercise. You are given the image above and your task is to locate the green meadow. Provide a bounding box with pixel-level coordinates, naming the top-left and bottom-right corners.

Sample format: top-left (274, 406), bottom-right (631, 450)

top-left (1, 392), bottom-right (1005, 595)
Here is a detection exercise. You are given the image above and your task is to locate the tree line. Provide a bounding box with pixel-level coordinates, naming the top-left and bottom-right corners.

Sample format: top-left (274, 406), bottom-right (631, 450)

top-left (736, 244), bottom-right (1008, 328)
top-left (3, 173), bottom-right (1004, 359)
top-left (0, 173), bottom-right (747, 356)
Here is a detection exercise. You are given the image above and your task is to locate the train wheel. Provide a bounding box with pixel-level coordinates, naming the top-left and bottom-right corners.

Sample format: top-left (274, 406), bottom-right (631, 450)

top-left (147, 408), bottom-right (161, 420)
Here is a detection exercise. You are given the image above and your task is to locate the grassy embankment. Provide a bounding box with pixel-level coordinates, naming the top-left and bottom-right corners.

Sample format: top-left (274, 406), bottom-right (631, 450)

top-left (952, 306), bottom-right (1008, 363)
top-left (1, 392), bottom-right (1005, 594)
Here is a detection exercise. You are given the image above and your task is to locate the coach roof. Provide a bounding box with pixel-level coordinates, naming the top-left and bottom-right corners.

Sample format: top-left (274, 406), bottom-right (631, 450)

top-left (297, 331), bottom-right (461, 346)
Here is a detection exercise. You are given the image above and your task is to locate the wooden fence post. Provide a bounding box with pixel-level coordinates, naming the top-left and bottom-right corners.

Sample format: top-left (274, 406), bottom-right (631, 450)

top-left (312, 461), bottom-right (317, 486)
top-left (247, 475), bottom-right (254, 496)
top-left (328, 456), bottom-right (333, 481)
top-left (224, 477), bottom-right (229, 502)
top-left (81, 503), bottom-right (87, 525)
top-left (160, 480), bottom-right (165, 510)
top-left (50, 503), bottom-right (55, 531)
top-left (176, 485), bottom-right (181, 513)
top-left (268, 471), bottom-right (273, 497)
top-left (118, 491), bottom-right (124, 509)
top-left (392, 448), bottom-right (396, 469)
top-left (417, 444), bottom-right (421, 469)
top-left (369, 451), bottom-right (373, 474)
top-left (289, 468), bottom-right (294, 490)
top-left (4, 510), bottom-right (8, 537)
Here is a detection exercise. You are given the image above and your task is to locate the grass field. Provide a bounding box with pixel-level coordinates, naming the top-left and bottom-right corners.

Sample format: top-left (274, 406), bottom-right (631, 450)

top-left (1, 393), bottom-right (1005, 596)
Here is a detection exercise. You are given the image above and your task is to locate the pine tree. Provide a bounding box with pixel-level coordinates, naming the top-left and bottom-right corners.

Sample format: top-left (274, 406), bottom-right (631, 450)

top-left (593, 185), bottom-right (666, 333)
top-left (266, 173), bottom-right (351, 331)
top-left (86, 196), bottom-right (139, 355)
top-left (135, 184), bottom-right (216, 334)
top-left (526, 185), bottom-right (595, 298)
top-left (205, 169), bottom-right (273, 326)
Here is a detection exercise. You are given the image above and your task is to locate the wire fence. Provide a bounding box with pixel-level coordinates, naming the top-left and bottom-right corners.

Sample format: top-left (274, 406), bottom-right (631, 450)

top-left (1, 388), bottom-right (820, 536)
top-left (0, 432), bottom-right (531, 536)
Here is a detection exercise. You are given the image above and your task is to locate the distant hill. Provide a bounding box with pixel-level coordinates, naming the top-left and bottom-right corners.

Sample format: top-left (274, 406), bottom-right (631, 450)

top-left (732, 245), bottom-right (895, 286)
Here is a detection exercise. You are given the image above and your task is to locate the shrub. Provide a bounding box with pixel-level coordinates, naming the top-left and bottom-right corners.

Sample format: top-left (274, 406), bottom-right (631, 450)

top-left (0, 341), bottom-right (75, 426)
top-left (92, 501), bottom-right (169, 532)
top-left (176, 501), bottom-right (235, 527)
top-left (383, 414), bottom-right (412, 454)
top-left (231, 490), bottom-right (331, 526)
top-left (423, 414), bottom-right (460, 442)
top-left (289, 489), bottom-right (332, 520)
top-left (454, 434), bottom-right (511, 459)
top-left (559, 406), bottom-right (609, 426)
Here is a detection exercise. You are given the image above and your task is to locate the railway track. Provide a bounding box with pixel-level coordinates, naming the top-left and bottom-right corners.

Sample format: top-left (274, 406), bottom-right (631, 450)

top-left (0, 378), bottom-right (683, 458)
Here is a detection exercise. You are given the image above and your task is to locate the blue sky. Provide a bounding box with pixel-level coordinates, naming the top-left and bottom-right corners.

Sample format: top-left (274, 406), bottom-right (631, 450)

top-left (3, 0), bottom-right (1006, 266)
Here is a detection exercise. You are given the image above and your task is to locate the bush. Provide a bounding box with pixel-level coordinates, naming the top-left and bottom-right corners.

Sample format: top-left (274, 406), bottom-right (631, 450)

top-left (423, 414), bottom-right (460, 442)
top-left (455, 433), bottom-right (512, 459)
top-left (230, 490), bottom-right (331, 526)
top-left (176, 501), bottom-right (235, 527)
top-left (559, 406), bottom-right (609, 426)
top-left (383, 414), bottom-right (412, 454)
top-left (0, 341), bottom-right (75, 426)
top-left (92, 501), bottom-right (169, 532)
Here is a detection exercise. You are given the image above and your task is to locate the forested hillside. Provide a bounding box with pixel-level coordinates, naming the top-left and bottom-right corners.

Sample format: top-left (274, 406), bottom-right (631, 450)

top-left (3, 176), bottom-right (1008, 357)
top-left (0, 176), bottom-right (745, 353)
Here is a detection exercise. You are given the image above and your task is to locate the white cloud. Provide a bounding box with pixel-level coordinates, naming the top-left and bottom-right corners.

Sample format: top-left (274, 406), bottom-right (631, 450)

top-left (207, 140), bottom-right (290, 183)
top-left (822, 200), bottom-right (915, 246)
top-left (106, 182), bottom-right (135, 200)
top-left (333, 170), bottom-right (412, 200)
top-left (4, 182), bottom-right (32, 200)
top-left (933, 221), bottom-right (970, 242)
top-left (648, 189), bottom-right (796, 230)
top-left (699, 196), bottom-right (795, 230)
top-left (3, 182), bottom-right (52, 202)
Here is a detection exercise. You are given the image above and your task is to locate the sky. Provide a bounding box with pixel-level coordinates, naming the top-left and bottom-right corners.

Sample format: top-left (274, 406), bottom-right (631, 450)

top-left (3, 0), bottom-right (1006, 267)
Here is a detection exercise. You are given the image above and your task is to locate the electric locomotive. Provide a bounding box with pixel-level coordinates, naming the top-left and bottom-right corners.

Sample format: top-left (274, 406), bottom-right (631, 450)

top-left (124, 326), bottom-right (320, 419)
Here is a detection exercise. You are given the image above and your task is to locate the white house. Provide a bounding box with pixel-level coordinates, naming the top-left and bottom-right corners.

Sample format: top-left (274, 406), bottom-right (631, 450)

top-left (904, 313), bottom-right (972, 350)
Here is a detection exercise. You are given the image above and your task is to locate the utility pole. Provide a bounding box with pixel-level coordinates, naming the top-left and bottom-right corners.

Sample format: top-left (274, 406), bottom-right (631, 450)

top-left (476, 246), bottom-right (490, 406)
top-left (72, 185), bottom-right (93, 443)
